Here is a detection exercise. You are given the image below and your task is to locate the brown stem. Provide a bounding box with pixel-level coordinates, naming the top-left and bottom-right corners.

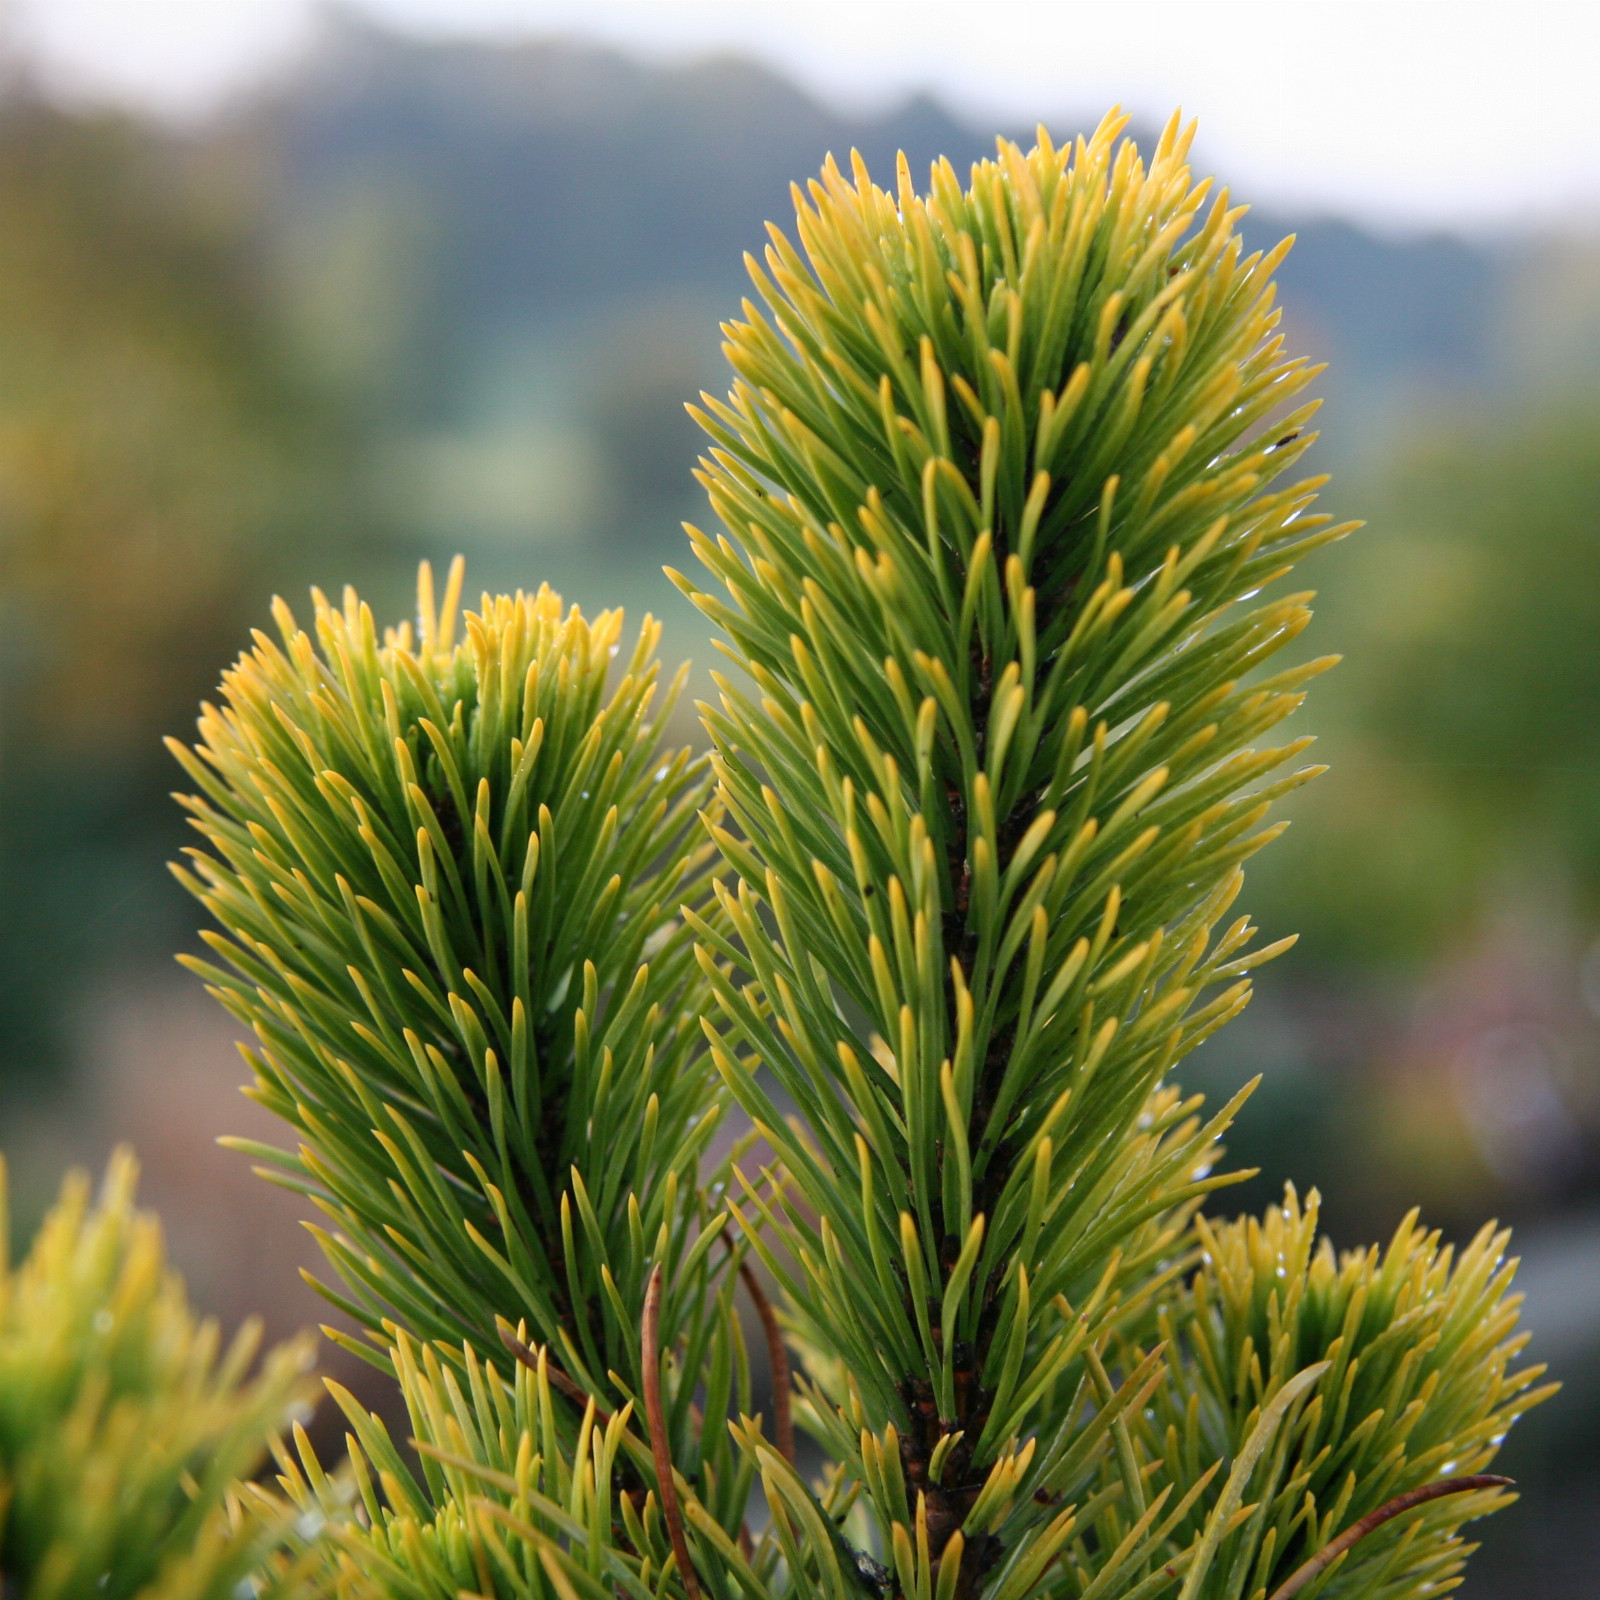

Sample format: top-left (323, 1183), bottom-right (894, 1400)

top-left (737, 1259), bottom-right (795, 1465)
top-left (1265, 1475), bottom-right (1513, 1600)
top-left (497, 1320), bottom-right (614, 1427)
top-left (644, 1264), bottom-right (702, 1600)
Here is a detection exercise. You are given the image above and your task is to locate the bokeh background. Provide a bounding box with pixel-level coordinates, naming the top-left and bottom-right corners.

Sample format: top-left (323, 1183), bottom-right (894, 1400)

top-left (1, 2), bottom-right (1597, 1591)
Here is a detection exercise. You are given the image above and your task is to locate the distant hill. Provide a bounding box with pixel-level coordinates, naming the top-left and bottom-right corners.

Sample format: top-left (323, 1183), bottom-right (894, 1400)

top-left (202, 13), bottom-right (1507, 459)
top-left (227, 19), bottom-right (1023, 329)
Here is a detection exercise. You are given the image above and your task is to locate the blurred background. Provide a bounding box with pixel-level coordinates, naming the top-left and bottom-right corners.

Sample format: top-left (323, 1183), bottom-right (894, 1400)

top-left (0, 2), bottom-right (1596, 1591)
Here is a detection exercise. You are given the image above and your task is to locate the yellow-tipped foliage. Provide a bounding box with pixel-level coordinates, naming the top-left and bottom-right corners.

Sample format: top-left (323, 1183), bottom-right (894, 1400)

top-left (666, 108), bottom-right (1534, 1599)
top-left (163, 111), bottom-right (1547, 1600)
top-left (1115, 1188), bottom-right (1553, 1600)
top-left (170, 565), bottom-right (731, 1459)
top-left (0, 1149), bottom-right (315, 1600)
top-left (281, 1323), bottom-right (747, 1600)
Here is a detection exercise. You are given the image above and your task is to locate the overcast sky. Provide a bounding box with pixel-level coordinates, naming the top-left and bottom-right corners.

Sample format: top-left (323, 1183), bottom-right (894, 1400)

top-left (9, 0), bottom-right (1600, 233)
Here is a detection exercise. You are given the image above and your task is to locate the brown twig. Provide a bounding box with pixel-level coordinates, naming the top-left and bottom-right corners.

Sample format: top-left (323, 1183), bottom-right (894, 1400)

top-left (737, 1258), bottom-right (795, 1465)
top-left (1265, 1475), bottom-right (1513, 1600)
top-left (497, 1320), bottom-right (614, 1427)
top-left (643, 1264), bottom-right (702, 1600)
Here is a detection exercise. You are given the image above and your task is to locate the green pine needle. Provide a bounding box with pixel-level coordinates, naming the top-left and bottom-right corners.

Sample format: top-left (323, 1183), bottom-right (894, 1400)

top-left (667, 107), bottom-right (1518, 1599)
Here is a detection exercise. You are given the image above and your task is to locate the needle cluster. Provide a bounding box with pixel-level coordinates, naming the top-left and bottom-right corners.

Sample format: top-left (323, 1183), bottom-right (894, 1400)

top-left (159, 112), bottom-right (1547, 1600)
top-left (0, 1151), bottom-right (314, 1600)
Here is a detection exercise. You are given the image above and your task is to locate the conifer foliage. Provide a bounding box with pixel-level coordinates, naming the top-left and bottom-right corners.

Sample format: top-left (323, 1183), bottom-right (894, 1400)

top-left (168, 577), bottom-right (735, 1484)
top-left (164, 111), bottom-right (1546, 1599)
top-left (0, 1151), bottom-right (315, 1600)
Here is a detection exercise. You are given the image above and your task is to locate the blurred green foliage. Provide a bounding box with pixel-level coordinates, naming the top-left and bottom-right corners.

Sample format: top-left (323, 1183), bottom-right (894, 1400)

top-left (0, 1148), bottom-right (315, 1598)
top-left (0, 95), bottom-right (374, 1093)
top-left (1196, 402), bottom-right (1600, 1248)
top-left (1253, 402), bottom-right (1600, 969)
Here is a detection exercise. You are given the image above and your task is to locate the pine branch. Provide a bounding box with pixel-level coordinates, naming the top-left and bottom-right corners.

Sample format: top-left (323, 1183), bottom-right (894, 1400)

top-left (1124, 1186), bottom-right (1552, 1600)
top-left (677, 109), bottom-right (1357, 1596)
top-left (737, 1254), bottom-right (797, 1464)
top-left (172, 566), bottom-right (731, 1466)
top-left (164, 107), bottom-right (1549, 1600)
top-left (645, 1263), bottom-right (703, 1600)
top-left (287, 1328), bottom-right (671, 1599)
top-left (0, 1150), bottom-right (315, 1600)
